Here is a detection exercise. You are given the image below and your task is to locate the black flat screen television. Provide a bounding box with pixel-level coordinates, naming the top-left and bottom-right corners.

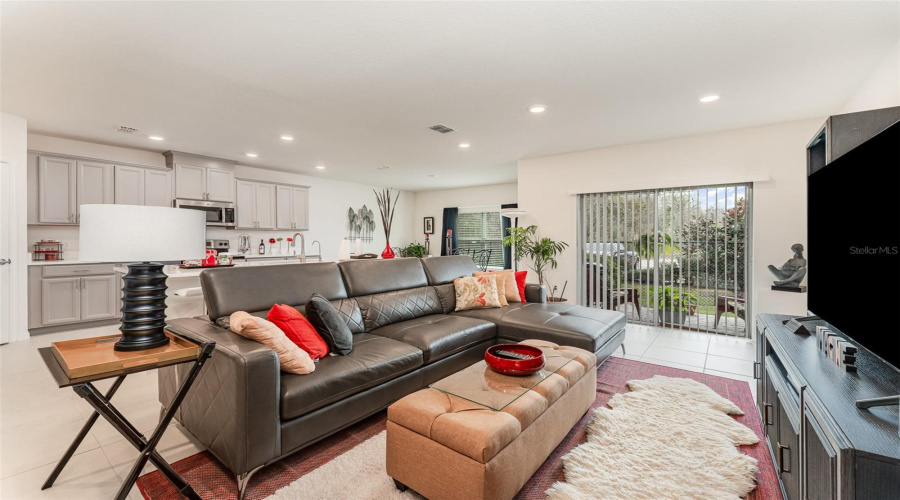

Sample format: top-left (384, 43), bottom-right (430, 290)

top-left (807, 120), bottom-right (900, 369)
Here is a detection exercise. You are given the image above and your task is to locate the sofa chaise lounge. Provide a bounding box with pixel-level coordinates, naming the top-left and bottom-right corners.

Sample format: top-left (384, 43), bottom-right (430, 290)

top-left (159, 255), bottom-right (626, 497)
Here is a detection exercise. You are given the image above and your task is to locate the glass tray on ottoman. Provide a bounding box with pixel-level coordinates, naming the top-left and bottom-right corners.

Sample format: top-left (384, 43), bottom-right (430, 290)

top-left (429, 346), bottom-right (578, 411)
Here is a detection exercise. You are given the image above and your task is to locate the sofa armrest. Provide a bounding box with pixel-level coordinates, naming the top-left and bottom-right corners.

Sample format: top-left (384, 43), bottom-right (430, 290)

top-left (159, 317), bottom-right (281, 476)
top-left (525, 283), bottom-right (547, 303)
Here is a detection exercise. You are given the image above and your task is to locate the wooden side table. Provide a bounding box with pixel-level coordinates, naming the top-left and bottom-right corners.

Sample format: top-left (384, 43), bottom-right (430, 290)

top-left (37, 329), bottom-right (215, 500)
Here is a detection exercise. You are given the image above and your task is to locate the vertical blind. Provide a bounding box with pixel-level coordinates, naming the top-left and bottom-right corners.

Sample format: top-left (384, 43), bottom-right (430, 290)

top-left (577, 184), bottom-right (752, 337)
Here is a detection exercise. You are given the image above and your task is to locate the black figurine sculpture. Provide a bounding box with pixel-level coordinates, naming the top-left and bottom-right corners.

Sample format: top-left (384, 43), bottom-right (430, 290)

top-left (769, 243), bottom-right (807, 292)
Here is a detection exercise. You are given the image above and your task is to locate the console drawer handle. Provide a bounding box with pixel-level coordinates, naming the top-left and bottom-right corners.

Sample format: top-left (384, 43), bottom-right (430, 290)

top-left (777, 443), bottom-right (790, 473)
top-left (763, 403), bottom-right (773, 426)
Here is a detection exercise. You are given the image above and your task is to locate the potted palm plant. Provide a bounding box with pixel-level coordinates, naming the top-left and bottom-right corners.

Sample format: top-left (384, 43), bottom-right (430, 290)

top-left (503, 225), bottom-right (568, 299)
top-left (655, 286), bottom-right (698, 325)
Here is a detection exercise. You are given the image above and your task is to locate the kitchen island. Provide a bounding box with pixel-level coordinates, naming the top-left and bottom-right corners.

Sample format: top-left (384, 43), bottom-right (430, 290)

top-left (113, 258), bottom-right (329, 319)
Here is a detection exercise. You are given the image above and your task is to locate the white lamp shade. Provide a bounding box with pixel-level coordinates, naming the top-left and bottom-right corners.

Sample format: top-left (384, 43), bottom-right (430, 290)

top-left (79, 205), bottom-right (206, 262)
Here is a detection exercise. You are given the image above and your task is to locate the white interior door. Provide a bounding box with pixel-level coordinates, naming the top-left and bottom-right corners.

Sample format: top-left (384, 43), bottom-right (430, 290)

top-left (0, 160), bottom-right (11, 343)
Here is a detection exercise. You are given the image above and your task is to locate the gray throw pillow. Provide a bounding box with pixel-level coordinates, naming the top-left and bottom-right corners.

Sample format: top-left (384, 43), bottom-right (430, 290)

top-left (305, 293), bottom-right (353, 355)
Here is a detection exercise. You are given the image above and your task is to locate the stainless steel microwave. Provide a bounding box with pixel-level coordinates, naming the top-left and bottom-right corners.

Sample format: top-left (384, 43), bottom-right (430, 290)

top-left (174, 199), bottom-right (235, 227)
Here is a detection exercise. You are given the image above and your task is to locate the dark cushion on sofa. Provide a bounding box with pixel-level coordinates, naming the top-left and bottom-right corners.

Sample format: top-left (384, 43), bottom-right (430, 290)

top-left (306, 293), bottom-right (354, 355)
top-left (370, 315), bottom-right (496, 363)
top-left (279, 334), bottom-right (423, 420)
top-left (201, 262), bottom-right (348, 321)
top-left (338, 259), bottom-right (428, 296)
top-left (356, 286), bottom-right (443, 331)
top-left (419, 255), bottom-right (478, 285)
top-left (454, 303), bottom-right (626, 353)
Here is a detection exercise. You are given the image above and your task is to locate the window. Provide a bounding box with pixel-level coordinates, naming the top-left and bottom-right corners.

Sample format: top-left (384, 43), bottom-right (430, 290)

top-left (456, 207), bottom-right (505, 268)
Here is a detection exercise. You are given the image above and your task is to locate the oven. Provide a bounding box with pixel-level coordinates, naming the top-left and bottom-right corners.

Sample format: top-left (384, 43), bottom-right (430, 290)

top-left (174, 199), bottom-right (235, 227)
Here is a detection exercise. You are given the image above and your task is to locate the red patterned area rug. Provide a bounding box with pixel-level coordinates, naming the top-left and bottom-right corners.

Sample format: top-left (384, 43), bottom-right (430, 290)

top-left (137, 358), bottom-right (782, 499)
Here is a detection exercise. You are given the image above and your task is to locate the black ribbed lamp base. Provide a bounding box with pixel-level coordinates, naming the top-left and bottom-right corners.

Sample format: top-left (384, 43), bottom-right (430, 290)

top-left (116, 262), bottom-right (169, 352)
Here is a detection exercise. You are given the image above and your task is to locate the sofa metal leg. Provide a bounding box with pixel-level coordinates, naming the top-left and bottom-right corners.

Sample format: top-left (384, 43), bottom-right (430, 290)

top-left (620, 343), bottom-right (626, 356)
top-left (393, 479), bottom-right (409, 492)
top-left (237, 465), bottom-right (265, 500)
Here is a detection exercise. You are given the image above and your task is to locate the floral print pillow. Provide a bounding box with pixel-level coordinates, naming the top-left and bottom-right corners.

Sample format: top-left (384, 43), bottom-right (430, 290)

top-left (453, 275), bottom-right (503, 311)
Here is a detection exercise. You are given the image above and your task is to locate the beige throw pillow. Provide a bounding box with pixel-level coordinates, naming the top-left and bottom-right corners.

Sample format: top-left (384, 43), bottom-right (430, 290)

top-left (473, 270), bottom-right (521, 303)
top-left (492, 273), bottom-right (508, 306)
top-left (229, 311), bottom-right (315, 375)
top-left (453, 275), bottom-right (503, 311)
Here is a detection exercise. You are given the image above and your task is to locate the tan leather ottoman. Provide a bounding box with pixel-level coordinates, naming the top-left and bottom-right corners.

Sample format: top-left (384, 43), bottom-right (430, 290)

top-left (386, 340), bottom-right (597, 500)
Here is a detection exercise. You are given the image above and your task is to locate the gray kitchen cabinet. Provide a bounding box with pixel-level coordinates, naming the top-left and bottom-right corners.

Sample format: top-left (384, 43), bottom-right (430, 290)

top-left (80, 275), bottom-right (118, 321)
top-left (175, 163), bottom-right (234, 202)
top-left (276, 185), bottom-right (310, 230)
top-left (236, 180), bottom-right (276, 229)
top-left (291, 187), bottom-right (309, 230)
top-left (275, 185), bottom-right (293, 230)
top-left (235, 180), bottom-right (256, 228)
top-left (76, 161), bottom-right (114, 222)
top-left (175, 164), bottom-right (205, 200)
top-left (206, 167), bottom-right (234, 202)
top-left (30, 153), bottom-right (172, 224)
top-left (116, 166), bottom-right (173, 207)
top-left (38, 156), bottom-right (77, 224)
top-left (29, 264), bottom-right (122, 330)
top-left (143, 169), bottom-right (173, 207)
top-left (41, 277), bottom-right (81, 325)
top-left (114, 165), bottom-right (145, 205)
top-left (254, 183), bottom-right (276, 229)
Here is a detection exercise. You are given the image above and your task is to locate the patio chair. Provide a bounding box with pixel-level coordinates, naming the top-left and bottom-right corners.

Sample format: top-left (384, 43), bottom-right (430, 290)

top-left (715, 295), bottom-right (746, 328)
top-left (471, 249), bottom-right (493, 271)
top-left (584, 263), bottom-right (642, 318)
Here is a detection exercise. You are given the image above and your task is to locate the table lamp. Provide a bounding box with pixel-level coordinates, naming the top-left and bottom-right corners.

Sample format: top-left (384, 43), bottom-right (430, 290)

top-left (79, 204), bottom-right (206, 351)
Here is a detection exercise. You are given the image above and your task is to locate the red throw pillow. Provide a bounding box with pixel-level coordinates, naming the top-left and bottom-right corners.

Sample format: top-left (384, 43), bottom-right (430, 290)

top-left (515, 271), bottom-right (528, 302)
top-left (267, 304), bottom-right (329, 359)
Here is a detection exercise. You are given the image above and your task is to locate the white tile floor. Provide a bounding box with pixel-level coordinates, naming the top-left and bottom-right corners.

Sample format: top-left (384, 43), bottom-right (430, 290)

top-left (0, 323), bottom-right (758, 499)
top-left (0, 325), bottom-right (203, 500)
top-left (611, 324), bottom-right (758, 400)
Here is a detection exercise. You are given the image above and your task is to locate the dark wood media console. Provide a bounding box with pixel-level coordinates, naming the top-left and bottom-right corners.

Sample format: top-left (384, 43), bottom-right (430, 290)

top-left (756, 314), bottom-right (900, 500)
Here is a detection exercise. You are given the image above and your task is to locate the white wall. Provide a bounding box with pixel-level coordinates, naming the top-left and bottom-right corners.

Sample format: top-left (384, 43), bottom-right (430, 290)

top-left (413, 182), bottom-right (518, 252)
top-left (839, 39), bottom-right (900, 114)
top-left (24, 135), bottom-right (415, 262)
top-left (517, 117), bottom-right (826, 325)
top-left (1, 113), bottom-right (30, 342)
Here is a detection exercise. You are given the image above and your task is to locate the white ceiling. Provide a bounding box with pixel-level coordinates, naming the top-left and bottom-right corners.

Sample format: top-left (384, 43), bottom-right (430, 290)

top-left (2, 2), bottom-right (897, 191)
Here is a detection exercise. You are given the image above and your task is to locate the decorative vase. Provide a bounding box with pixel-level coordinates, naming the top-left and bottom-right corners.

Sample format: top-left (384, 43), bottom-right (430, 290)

top-left (381, 242), bottom-right (395, 259)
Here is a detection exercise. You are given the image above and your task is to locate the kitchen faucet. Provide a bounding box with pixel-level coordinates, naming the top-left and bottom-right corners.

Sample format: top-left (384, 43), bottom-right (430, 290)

top-left (291, 232), bottom-right (306, 262)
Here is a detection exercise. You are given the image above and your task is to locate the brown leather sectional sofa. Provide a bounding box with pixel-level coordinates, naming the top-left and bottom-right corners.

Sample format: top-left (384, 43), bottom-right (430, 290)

top-left (159, 256), bottom-right (626, 497)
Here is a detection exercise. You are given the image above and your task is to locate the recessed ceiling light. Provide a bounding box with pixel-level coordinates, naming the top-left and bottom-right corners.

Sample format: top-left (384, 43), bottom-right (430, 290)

top-left (245, 153), bottom-right (258, 158)
top-left (148, 136), bottom-right (164, 141)
top-left (699, 95), bottom-right (720, 103)
top-left (458, 143), bottom-right (470, 148)
top-left (280, 135), bottom-right (294, 141)
top-left (315, 165), bottom-right (326, 170)
top-left (528, 104), bottom-right (547, 113)
top-left (376, 165), bottom-right (390, 170)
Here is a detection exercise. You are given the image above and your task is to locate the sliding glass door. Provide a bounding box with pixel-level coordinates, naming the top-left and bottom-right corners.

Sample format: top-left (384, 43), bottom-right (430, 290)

top-left (577, 184), bottom-right (752, 337)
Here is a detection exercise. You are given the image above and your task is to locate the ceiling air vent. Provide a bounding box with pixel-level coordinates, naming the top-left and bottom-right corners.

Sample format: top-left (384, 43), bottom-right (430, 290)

top-left (429, 124), bottom-right (455, 134)
top-left (117, 125), bottom-right (139, 134)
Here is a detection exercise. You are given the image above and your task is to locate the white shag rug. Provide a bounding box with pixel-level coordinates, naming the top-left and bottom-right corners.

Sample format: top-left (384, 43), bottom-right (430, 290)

top-left (268, 431), bottom-right (421, 500)
top-left (547, 375), bottom-right (760, 500)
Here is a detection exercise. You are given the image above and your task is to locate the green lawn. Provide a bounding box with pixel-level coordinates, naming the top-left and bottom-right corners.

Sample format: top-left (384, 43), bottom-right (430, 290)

top-left (605, 283), bottom-right (744, 318)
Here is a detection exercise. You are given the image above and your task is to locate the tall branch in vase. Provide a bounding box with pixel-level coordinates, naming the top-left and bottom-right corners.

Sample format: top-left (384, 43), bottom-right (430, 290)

top-left (374, 188), bottom-right (400, 259)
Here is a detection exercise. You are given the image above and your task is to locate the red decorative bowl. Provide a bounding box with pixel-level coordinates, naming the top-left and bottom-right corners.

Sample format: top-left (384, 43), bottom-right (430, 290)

top-left (485, 344), bottom-right (545, 376)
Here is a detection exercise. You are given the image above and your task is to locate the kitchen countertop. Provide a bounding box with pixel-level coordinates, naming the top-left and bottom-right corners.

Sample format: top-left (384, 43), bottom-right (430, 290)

top-left (28, 259), bottom-right (120, 266)
top-left (113, 258), bottom-right (330, 278)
